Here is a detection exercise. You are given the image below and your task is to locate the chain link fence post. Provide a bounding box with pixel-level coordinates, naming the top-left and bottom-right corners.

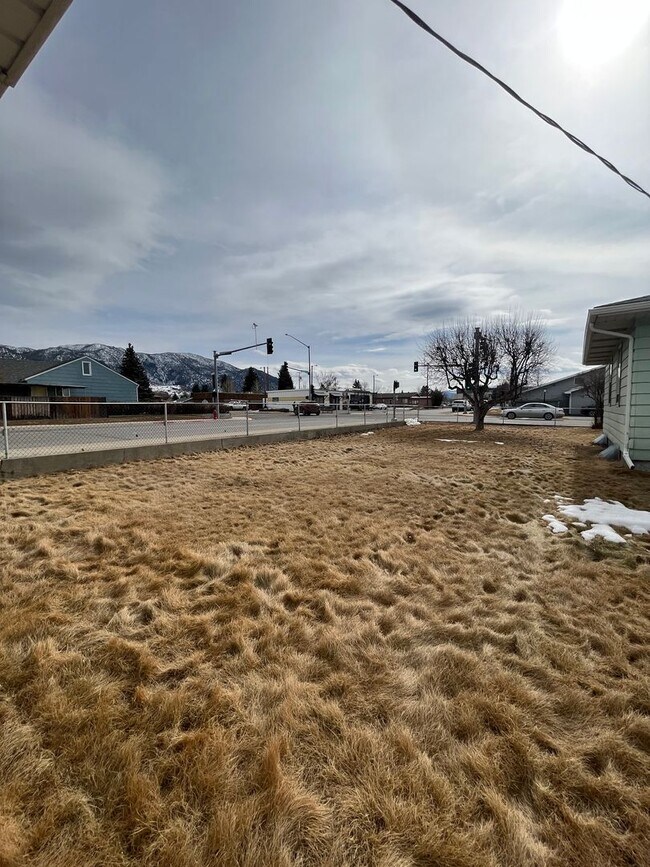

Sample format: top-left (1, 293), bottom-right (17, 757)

top-left (246, 402), bottom-right (249, 437)
top-left (363, 406), bottom-right (366, 426)
top-left (335, 408), bottom-right (338, 428)
top-left (2, 402), bottom-right (8, 459)
top-left (297, 406), bottom-right (301, 431)
top-left (163, 402), bottom-right (169, 444)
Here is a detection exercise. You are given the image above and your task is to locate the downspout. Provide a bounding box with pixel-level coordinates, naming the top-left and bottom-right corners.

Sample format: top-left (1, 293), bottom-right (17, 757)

top-left (589, 324), bottom-right (634, 469)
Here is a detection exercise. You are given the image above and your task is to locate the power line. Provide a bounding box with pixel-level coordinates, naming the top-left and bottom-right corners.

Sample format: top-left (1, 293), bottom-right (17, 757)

top-left (388, 0), bottom-right (650, 201)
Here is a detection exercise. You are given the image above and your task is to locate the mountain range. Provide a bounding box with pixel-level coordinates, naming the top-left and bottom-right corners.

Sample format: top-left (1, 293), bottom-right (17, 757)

top-left (0, 344), bottom-right (278, 392)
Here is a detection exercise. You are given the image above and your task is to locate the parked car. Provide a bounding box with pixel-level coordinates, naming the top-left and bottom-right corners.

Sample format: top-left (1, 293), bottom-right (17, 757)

top-left (227, 400), bottom-right (248, 410)
top-left (293, 401), bottom-right (321, 416)
top-left (372, 403), bottom-right (388, 410)
top-left (502, 403), bottom-right (565, 420)
top-left (451, 399), bottom-right (471, 412)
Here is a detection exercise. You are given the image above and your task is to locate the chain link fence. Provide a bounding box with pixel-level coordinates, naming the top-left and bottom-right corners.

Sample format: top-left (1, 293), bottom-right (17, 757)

top-left (0, 400), bottom-right (591, 461)
top-left (0, 401), bottom-right (416, 459)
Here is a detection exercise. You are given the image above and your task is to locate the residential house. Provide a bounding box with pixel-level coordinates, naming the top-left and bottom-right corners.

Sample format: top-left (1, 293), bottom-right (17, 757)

top-left (518, 370), bottom-right (602, 416)
top-left (0, 357), bottom-right (139, 402)
top-left (582, 295), bottom-right (650, 469)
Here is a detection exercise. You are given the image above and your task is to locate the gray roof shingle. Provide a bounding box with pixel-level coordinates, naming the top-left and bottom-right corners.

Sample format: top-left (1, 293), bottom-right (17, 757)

top-left (0, 359), bottom-right (61, 384)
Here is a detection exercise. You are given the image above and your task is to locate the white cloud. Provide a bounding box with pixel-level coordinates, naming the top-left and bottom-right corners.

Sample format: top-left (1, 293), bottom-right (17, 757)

top-left (0, 88), bottom-right (171, 313)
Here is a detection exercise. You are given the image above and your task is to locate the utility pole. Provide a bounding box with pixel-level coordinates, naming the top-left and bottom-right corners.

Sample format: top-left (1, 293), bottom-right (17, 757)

top-left (213, 351), bottom-right (219, 414)
top-left (473, 327), bottom-right (481, 392)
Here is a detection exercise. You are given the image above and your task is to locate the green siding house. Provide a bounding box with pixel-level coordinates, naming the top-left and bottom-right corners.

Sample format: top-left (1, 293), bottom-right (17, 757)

top-left (583, 295), bottom-right (650, 470)
top-left (0, 356), bottom-right (138, 402)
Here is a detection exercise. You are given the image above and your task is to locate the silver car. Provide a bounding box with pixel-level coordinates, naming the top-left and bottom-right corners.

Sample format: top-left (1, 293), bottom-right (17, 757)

top-left (502, 402), bottom-right (564, 421)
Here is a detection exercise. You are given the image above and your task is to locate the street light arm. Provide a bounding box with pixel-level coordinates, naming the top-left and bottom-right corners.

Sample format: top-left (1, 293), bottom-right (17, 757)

top-left (285, 333), bottom-right (312, 397)
top-left (285, 332), bottom-right (309, 350)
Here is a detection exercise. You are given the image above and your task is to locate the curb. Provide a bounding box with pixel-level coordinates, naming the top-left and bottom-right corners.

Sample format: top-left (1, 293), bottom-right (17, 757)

top-left (0, 422), bottom-right (403, 480)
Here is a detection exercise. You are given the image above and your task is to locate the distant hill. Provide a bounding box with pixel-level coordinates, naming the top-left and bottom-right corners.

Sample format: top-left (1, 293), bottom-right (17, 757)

top-left (0, 343), bottom-right (278, 392)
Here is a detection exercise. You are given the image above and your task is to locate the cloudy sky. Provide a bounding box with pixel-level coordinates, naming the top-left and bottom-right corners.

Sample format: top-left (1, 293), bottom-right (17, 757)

top-left (1, 0), bottom-right (648, 391)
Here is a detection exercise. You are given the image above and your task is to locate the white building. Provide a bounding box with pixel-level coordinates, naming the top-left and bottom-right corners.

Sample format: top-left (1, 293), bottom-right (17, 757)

top-left (265, 389), bottom-right (309, 407)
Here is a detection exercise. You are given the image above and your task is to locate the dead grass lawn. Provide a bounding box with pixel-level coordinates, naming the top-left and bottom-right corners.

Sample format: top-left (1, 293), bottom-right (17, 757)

top-left (1, 425), bottom-right (649, 867)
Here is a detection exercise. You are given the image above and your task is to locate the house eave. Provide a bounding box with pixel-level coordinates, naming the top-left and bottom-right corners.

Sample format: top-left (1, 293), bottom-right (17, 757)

top-left (0, 0), bottom-right (74, 99)
top-left (582, 296), bottom-right (650, 365)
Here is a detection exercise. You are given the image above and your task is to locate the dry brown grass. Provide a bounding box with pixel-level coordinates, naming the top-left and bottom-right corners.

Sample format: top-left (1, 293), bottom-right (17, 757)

top-left (1, 425), bottom-right (649, 867)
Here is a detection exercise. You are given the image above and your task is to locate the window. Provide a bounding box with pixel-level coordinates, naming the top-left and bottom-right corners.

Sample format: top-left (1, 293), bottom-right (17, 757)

top-left (81, 361), bottom-right (92, 376)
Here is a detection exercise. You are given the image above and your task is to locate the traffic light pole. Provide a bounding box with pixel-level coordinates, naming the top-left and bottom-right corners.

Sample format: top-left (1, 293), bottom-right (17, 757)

top-left (213, 338), bottom-right (273, 417)
top-left (414, 360), bottom-right (434, 406)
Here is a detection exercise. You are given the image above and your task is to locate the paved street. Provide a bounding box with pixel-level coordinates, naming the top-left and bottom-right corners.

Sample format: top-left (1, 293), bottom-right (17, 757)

top-left (3, 407), bottom-right (593, 459)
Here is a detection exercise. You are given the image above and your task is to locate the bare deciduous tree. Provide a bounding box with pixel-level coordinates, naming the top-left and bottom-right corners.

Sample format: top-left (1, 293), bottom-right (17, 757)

top-left (577, 366), bottom-right (605, 429)
top-left (423, 314), bottom-right (554, 431)
top-left (318, 371), bottom-right (339, 391)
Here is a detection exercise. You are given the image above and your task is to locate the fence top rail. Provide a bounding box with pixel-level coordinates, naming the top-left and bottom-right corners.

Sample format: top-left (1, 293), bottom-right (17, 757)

top-left (0, 400), bottom-right (217, 407)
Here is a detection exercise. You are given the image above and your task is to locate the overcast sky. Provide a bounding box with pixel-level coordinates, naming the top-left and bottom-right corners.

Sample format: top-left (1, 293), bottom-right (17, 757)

top-left (1, 0), bottom-right (648, 391)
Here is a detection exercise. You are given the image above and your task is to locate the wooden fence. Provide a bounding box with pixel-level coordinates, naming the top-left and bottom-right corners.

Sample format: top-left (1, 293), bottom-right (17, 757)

top-left (2, 396), bottom-right (107, 420)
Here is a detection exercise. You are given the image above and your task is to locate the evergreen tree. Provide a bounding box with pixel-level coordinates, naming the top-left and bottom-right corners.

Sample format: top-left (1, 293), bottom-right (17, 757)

top-left (119, 343), bottom-right (154, 400)
top-left (191, 382), bottom-right (201, 394)
top-left (278, 362), bottom-right (294, 390)
top-left (430, 388), bottom-right (443, 407)
top-left (352, 378), bottom-right (362, 389)
top-left (242, 367), bottom-right (259, 392)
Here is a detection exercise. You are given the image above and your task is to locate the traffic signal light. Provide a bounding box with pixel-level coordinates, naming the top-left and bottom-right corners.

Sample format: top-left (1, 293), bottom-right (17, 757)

top-left (393, 380), bottom-right (399, 390)
top-left (413, 361), bottom-right (419, 372)
top-left (266, 337), bottom-right (273, 354)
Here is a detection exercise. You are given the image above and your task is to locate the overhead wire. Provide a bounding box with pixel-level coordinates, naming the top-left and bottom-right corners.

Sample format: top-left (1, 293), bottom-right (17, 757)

top-left (388, 0), bottom-right (650, 200)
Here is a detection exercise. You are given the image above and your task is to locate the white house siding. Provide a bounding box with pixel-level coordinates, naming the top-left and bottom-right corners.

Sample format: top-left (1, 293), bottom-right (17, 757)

top-left (630, 323), bottom-right (650, 462)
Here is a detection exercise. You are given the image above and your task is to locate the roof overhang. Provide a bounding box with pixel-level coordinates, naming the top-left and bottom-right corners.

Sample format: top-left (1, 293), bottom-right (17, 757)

top-left (582, 296), bottom-right (650, 366)
top-left (0, 0), bottom-right (74, 99)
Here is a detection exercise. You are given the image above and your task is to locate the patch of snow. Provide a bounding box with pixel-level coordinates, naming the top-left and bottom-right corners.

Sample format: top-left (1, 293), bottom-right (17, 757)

top-left (542, 515), bottom-right (569, 534)
top-left (495, 441), bottom-right (505, 445)
top-left (435, 438), bottom-right (477, 443)
top-left (359, 431), bottom-right (375, 437)
top-left (558, 498), bottom-right (650, 536)
top-left (572, 522), bottom-right (587, 528)
top-left (405, 419), bottom-right (421, 426)
top-left (581, 524), bottom-right (627, 544)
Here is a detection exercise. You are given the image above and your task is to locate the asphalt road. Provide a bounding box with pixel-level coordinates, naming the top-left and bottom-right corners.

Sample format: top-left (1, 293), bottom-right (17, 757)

top-left (4, 408), bottom-right (593, 459)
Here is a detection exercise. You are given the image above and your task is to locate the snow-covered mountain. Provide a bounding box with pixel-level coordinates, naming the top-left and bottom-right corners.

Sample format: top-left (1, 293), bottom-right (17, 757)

top-left (0, 344), bottom-right (278, 392)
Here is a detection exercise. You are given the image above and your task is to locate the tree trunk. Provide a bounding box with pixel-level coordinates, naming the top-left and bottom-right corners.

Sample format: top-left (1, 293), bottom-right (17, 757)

top-left (473, 405), bottom-right (485, 431)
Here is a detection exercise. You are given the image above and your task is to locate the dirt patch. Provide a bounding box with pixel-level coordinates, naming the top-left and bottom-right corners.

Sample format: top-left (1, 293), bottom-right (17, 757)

top-left (1, 425), bottom-right (649, 866)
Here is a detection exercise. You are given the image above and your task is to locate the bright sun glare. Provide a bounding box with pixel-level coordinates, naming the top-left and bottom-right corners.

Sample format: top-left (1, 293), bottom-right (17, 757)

top-left (558, 0), bottom-right (650, 70)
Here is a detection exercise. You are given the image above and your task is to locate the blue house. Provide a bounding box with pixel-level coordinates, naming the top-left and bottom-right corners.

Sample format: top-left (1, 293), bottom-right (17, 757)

top-left (0, 356), bottom-right (139, 402)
